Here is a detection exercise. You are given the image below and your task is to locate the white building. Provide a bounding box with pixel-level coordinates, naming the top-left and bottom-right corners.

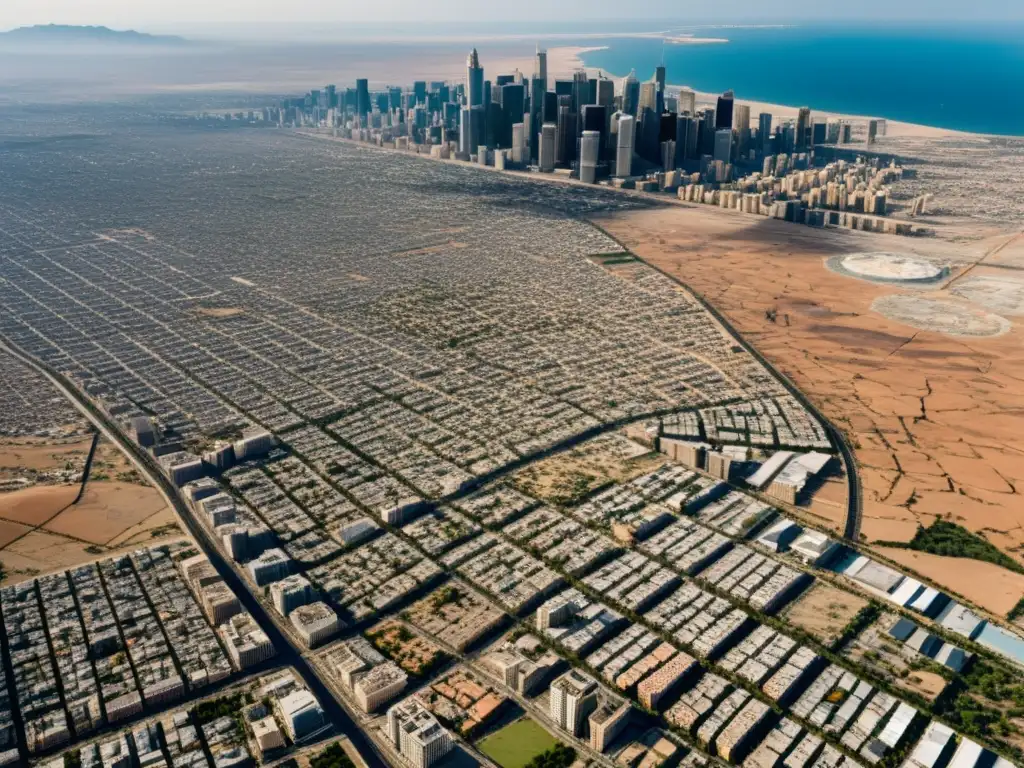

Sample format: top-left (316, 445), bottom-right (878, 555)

top-left (386, 698), bottom-right (453, 768)
top-left (290, 601), bottom-right (340, 648)
top-left (550, 669), bottom-right (598, 737)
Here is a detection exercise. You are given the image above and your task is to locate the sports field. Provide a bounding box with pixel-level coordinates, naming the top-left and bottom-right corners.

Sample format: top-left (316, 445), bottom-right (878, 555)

top-left (477, 718), bottom-right (558, 768)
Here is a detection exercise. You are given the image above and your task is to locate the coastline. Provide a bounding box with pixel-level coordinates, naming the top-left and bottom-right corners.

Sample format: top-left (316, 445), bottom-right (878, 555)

top-left (543, 44), bottom-right (975, 141)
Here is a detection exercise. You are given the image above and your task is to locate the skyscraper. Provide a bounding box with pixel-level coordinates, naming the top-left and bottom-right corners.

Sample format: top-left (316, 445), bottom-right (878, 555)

top-left (595, 77), bottom-right (615, 108)
top-left (759, 112), bottom-right (774, 154)
top-left (356, 78), bottom-right (370, 120)
top-left (615, 113), bottom-right (635, 177)
top-left (622, 71), bottom-right (640, 116)
top-left (500, 83), bottom-right (525, 148)
top-left (639, 81), bottom-right (657, 112)
top-left (466, 49), bottom-right (484, 108)
top-left (413, 81), bottom-right (427, 104)
top-left (714, 128), bottom-right (733, 163)
top-left (733, 103), bottom-right (751, 157)
top-left (580, 131), bottom-right (600, 183)
top-left (796, 107), bottom-right (811, 149)
top-left (534, 45), bottom-right (548, 90)
top-left (539, 123), bottom-right (556, 172)
top-left (654, 65), bottom-right (666, 114)
top-left (715, 90), bottom-right (734, 130)
top-left (677, 88), bottom-right (696, 116)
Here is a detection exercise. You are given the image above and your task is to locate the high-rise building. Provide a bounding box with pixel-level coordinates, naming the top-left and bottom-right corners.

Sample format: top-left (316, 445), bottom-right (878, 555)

top-left (539, 123), bottom-right (557, 172)
top-left (511, 123), bottom-right (527, 165)
top-left (734, 103), bottom-right (751, 156)
top-left (675, 115), bottom-right (698, 166)
top-left (758, 112), bottom-right (774, 154)
top-left (467, 49), bottom-right (484, 108)
top-left (714, 128), bottom-right (733, 163)
top-left (796, 107), bottom-right (811, 149)
top-left (677, 88), bottom-right (696, 116)
top-left (596, 77), bottom-right (615, 108)
top-left (716, 90), bottom-right (734, 130)
top-left (639, 81), bottom-right (657, 112)
top-left (654, 65), bottom-right (666, 114)
top-left (867, 119), bottom-right (879, 145)
top-left (580, 130), bottom-right (601, 183)
top-left (581, 104), bottom-right (608, 158)
top-left (589, 698), bottom-right (631, 752)
top-left (413, 81), bottom-right (427, 104)
top-left (550, 670), bottom-right (598, 737)
top-left (622, 70), bottom-right (640, 116)
top-left (615, 113), bottom-right (635, 177)
top-left (556, 96), bottom-right (575, 165)
top-left (529, 76), bottom-right (545, 161)
top-left (500, 83), bottom-right (525, 148)
top-left (387, 699), bottom-right (453, 768)
top-left (534, 45), bottom-right (548, 89)
top-left (356, 78), bottom-right (370, 120)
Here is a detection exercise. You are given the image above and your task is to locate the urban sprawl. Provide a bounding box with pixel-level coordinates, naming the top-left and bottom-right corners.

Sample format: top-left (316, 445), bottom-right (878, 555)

top-left (0, 51), bottom-right (1016, 768)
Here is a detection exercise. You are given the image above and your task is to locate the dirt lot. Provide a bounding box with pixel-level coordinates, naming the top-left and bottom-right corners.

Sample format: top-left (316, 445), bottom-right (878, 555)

top-left (782, 581), bottom-right (870, 648)
top-left (0, 528), bottom-right (185, 583)
top-left (512, 432), bottom-right (664, 506)
top-left (596, 207), bottom-right (1024, 571)
top-left (43, 482), bottom-right (171, 545)
top-left (0, 434), bottom-right (180, 584)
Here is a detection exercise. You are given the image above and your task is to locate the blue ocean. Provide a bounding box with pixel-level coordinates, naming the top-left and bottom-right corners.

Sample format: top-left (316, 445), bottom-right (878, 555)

top-left (577, 24), bottom-right (1024, 136)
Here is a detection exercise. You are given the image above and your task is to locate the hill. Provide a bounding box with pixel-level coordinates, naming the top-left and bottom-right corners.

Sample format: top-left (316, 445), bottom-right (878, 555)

top-left (0, 25), bottom-right (187, 45)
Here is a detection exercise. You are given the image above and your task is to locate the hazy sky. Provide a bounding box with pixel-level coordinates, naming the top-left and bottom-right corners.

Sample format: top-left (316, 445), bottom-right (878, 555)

top-left (2, 0), bottom-right (1021, 32)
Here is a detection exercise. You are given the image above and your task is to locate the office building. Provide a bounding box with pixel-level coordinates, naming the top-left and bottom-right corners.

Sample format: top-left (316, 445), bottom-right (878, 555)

top-left (716, 90), bottom-right (735, 130)
top-left (595, 76), bottom-right (615, 107)
top-left (251, 717), bottom-right (285, 756)
top-left (734, 103), bottom-right (751, 155)
top-left (387, 699), bottom-right (453, 768)
top-left (279, 690), bottom-right (325, 741)
top-left (655, 64), bottom-right (666, 114)
top-left (615, 114), bottom-right (635, 177)
top-left (247, 548), bottom-right (290, 586)
top-left (550, 670), bottom-right (598, 737)
top-left (580, 131), bottom-right (600, 183)
top-left (290, 602), bottom-right (340, 648)
top-left (639, 81), bottom-right (657, 112)
top-left (759, 112), bottom-right (774, 153)
top-left (500, 83), bottom-right (524, 148)
top-left (714, 128), bottom-right (733, 164)
top-left (622, 70), bottom-right (640, 115)
top-left (539, 122), bottom-right (556, 171)
top-left (220, 613), bottom-right (275, 670)
top-left (511, 122), bottom-right (527, 165)
top-left (796, 107), bottom-right (811, 149)
top-left (466, 49), bottom-right (484, 108)
top-left (355, 78), bottom-right (370, 120)
top-left (677, 87), bottom-right (696, 115)
top-left (534, 45), bottom-right (547, 88)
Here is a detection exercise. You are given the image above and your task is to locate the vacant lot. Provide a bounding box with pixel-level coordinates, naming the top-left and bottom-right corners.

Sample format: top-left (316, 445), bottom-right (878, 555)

top-left (477, 718), bottom-right (558, 768)
top-left (783, 582), bottom-right (870, 648)
top-left (512, 433), bottom-right (663, 506)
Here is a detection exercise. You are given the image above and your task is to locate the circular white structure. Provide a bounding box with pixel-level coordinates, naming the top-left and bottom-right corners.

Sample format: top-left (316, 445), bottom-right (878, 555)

top-left (872, 294), bottom-right (1011, 337)
top-left (951, 274), bottom-right (1024, 316)
top-left (826, 252), bottom-right (947, 285)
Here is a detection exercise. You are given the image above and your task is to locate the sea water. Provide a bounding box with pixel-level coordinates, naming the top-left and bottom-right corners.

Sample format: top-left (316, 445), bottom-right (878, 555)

top-left (579, 24), bottom-right (1024, 136)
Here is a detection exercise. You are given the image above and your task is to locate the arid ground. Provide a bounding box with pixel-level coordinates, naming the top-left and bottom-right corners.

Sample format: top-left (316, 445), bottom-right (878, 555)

top-left (596, 205), bottom-right (1024, 607)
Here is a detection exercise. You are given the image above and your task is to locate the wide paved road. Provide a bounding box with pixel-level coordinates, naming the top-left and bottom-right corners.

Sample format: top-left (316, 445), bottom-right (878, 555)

top-left (0, 341), bottom-right (389, 768)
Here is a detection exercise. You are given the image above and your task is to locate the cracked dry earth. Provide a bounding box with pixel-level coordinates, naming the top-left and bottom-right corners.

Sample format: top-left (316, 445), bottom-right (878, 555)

top-left (596, 205), bottom-right (1024, 616)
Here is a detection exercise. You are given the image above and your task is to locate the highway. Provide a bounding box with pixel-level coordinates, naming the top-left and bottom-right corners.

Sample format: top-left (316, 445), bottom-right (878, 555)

top-left (0, 340), bottom-right (389, 768)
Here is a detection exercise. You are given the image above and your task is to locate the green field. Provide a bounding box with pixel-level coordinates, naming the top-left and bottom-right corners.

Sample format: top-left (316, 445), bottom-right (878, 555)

top-left (477, 718), bottom-right (559, 768)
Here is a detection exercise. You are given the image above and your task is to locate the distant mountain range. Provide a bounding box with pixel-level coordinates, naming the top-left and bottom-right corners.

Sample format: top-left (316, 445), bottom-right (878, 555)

top-left (0, 24), bottom-right (188, 45)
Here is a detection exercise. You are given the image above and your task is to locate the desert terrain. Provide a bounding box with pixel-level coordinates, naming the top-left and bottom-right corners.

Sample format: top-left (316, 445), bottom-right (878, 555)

top-left (0, 350), bottom-right (181, 583)
top-left (595, 204), bottom-right (1024, 604)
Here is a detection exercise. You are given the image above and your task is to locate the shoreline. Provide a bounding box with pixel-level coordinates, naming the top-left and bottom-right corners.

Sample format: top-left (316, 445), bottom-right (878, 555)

top-left (544, 44), bottom-right (982, 141)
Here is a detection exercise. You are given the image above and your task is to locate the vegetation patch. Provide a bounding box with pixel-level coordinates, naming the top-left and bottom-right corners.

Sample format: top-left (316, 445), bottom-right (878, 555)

top-left (879, 520), bottom-right (1024, 575)
top-left (477, 718), bottom-right (559, 768)
top-left (309, 742), bottom-right (355, 768)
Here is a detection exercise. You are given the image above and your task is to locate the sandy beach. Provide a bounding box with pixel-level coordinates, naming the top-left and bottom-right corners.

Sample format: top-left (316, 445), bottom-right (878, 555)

top-left (539, 44), bottom-right (967, 140)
